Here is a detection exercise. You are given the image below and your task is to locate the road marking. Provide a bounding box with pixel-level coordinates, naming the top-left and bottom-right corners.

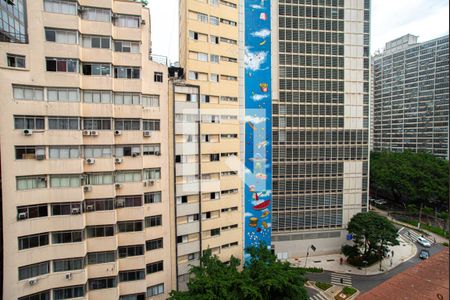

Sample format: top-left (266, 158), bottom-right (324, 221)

top-left (310, 293), bottom-right (329, 300)
top-left (331, 273), bottom-right (352, 287)
top-left (402, 229), bottom-right (433, 244)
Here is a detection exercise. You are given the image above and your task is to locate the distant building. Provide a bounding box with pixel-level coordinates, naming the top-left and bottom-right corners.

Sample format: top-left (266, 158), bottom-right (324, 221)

top-left (373, 34), bottom-right (449, 159)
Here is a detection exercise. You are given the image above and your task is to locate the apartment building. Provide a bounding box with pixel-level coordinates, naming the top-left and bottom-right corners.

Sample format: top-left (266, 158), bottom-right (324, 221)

top-left (176, 0), bottom-right (242, 290)
top-left (271, 0), bottom-right (371, 257)
top-left (0, 1), bottom-right (174, 299)
top-left (373, 34), bottom-right (449, 160)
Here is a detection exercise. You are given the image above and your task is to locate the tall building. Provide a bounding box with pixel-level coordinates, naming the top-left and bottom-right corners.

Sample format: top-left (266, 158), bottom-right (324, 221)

top-left (176, 0), bottom-right (242, 290)
top-left (0, 1), bottom-right (174, 299)
top-left (271, 0), bottom-right (371, 257)
top-left (373, 34), bottom-right (449, 160)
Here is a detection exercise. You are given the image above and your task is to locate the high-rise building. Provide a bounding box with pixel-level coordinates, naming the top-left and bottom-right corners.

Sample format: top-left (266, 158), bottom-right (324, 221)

top-left (0, 1), bottom-right (174, 299)
top-left (271, 0), bottom-right (371, 257)
top-left (373, 34), bottom-right (449, 160)
top-left (176, 0), bottom-right (242, 290)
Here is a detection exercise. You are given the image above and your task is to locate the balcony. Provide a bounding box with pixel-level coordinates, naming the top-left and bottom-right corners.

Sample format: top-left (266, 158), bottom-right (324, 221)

top-left (176, 203), bottom-right (199, 217)
top-left (177, 222), bottom-right (200, 236)
top-left (177, 240), bottom-right (200, 257)
top-left (176, 163), bottom-right (199, 176)
top-left (87, 262), bottom-right (118, 278)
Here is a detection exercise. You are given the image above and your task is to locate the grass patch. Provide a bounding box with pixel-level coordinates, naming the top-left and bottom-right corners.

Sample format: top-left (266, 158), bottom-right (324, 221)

top-left (335, 287), bottom-right (358, 300)
top-left (315, 281), bottom-right (332, 291)
top-left (299, 267), bottom-right (323, 273)
top-left (398, 218), bottom-right (449, 238)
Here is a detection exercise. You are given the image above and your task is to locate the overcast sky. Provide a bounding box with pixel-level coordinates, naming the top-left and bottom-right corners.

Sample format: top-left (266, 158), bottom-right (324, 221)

top-left (148, 0), bottom-right (449, 63)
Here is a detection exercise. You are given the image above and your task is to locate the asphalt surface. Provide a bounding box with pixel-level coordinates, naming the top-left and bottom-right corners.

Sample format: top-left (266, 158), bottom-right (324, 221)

top-left (306, 230), bottom-right (446, 294)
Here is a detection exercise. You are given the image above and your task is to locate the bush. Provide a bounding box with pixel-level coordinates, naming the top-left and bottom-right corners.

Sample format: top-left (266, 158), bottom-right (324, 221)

top-left (342, 287), bottom-right (357, 296)
top-left (347, 254), bottom-right (379, 267)
top-left (442, 242), bottom-right (449, 247)
top-left (341, 245), bottom-right (359, 258)
top-left (299, 267), bottom-right (323, 273)
top-left (315, 282), bottom-right (332, 291)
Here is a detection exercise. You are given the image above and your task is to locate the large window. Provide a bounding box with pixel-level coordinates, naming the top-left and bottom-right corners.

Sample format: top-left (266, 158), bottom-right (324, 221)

top-left (118, 221), bottom-right (143, 233)
top-left (146, 238), bottom-right (163, 251)
top-left (147, 284), bottom-right (164, 297)
top-left (49, 146), bottom-right (80, 159)
top-left (86, 173), bottom-right (114, 185)
top-left (114, 92), bottom-right (140, 105)
top-left (13, 86), bottom-right (44, 101)
top-left (143, 119), bottom-right (160, 131)
top-left (48, 117), bottom-right (80, 130)
top-left (82, 35), bottom-right (110, 49)
top-left (143, 144), bottom-right (160, 156)
top-left (83, 90), bottom-right (112, 103)
top-left (84, 146), bottom-right (113, 158)
top-left (114, 66), bottom-right (140, 79)
top-left (146, 261), bottom-right (163, 274)
top-left (115, 196), bottom-right (142, 208)
top-left (87, 251), bottom-right (116, 265)
top-left (86, 225), bottom-right (115, 238)
top-left (114, 40), bottom-right (140, 53)
top-left (17, 205), bottom-right (48, 220)
top-left (81, 7), bottom-right (111, 22)
top-left (144, 168), bottom-right (160, 180)
top-left (53, 286), bottom-right (85, 300)
top-left (83, 118), bottom-right (112, 130)
top-left (52, 230), bottom-right (83, 244)
top-left (45, 28), bottom-right (78, 44)
top-left (82, 63), bottom-right (111, 76)
top-left (19, 291), bottom-right (50, 300)
top-left (15, 146), bottom-right (45, 160)
top-left (114, 15), bottom-right (140, 28)
top-left (50, 175), bottom-right (81, 188)
top-left (53, 258), bottom-right (84, 272)
top-left (115, 145), bottom-right (141, 157)
top-left (118, 245), bottom-right (144, 258)
top-left (44, 0), bottom-right (77, 15)
top-left (48, 88), bottom-right (80, 102)
top-left (88, 277), bottom-right (117, 290)
top-left (7, 53), bottom-right (26, 68)
top-left (115, 119), bottom-right (140, 130)
top-left (18, 233), bottom-right (49, 250)
top-left (19, 261), bottom-right (50, 280)
top-left (51, 202), bottom-right (82, 215)
top-left (46, 57), bottom-right (78, 73)
top-left (84, 199), bottom-right (114, 212)
top-left (119, 270), bottom-right (145, 282)
top-left (144, 192), bottom-right (161, 204)
top-left (145, 215), bottom-right (162, 227)
top-left (142, 95), bottom-right (159, 107)
top-left (14, 116), bottom-right (45, 129)
top-left (16, 176), bottom-right (47, 190)
top-left (115, 171), bottom-right (142, 183)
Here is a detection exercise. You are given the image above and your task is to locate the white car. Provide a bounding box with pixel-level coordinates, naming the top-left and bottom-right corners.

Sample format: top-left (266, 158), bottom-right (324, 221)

top-left (417, 237), bottom-right (431, 247)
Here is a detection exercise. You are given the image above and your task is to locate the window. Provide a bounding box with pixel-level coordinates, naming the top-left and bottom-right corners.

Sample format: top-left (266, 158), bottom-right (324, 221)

top-left (196, 12), bottom-right (208, 23)
top-left (210, 154), bottom-right (220, 161)
top-left (210, 16), bottom-right (219, 25)
top-left (87, 251), bottom-right (116, 265)
top-left (114, 15), bottom-right (140, 28)
top-left (143, 119), bottom-right (160, 131)
top-left (115, 119), bottom-right (141, 130)
top-left (44, 0), bottom-right (77, 15)
top-left (120, 294), bottom-right (146, 300)
top-left (115, 196), bottom-right (142, 208)
top-left (48, 117), bottom-right (80, 130)
top-left (14, 116), bottom-right (45, 129)
top-left (52, 231), bottom-right (83, 244)
top-left (118, 245), bottom-right (144, 258)
top-left (115, 171), bottom-right (142, 183)
top-left (210, 35), bottom-right (219, 44)
top-left (49, 146), bottom-right (80, 159)
top-left (19, 261), bottom-right (50, 280)
top-left (18, 233), bottom-right (49, 250)
top-left (187, 214), bottom-right (199, 223)
top-left (13, 86), bottom-right (44, 101)
top-left (143, 144), bottom-right (160, 155)
top-left (114, 66), bottom-right (140, 79)
top-left (146, 238), bottom-right (163, 251)
top-left (188, 71), bottom-right (198, 80)
top-left (114, 92), bottom-right (140, 105)
top-left (210, 54), bottom-right (219, 63)
top-left (46, 57), bottom-right (78, 73)
top-left (119, 270), bottom-right (145, 282)
top-left (210, 74), bottom-right (219, 82)
top-left (147, 284), bottom-right (164, 297)
top-left (15, 146), bottom-right (45, 160)
top-left (16, 176), bottom-right (47, 190)
top-left (144, 168), bottom-right (161, 180)
top-left (53, 286), bottom-right (84, 300)
top-left (86, 173), bottom-right (114, 185)
top-left (51, 202), bottom-right (82, 215)
top-left (197, 52), bottom-right (208, 62)
top-left (88, 277), bottom-right (117, 290)
top-left (7, 54), bottom-right (25, 68)
top-left (84, 146), bottom-right (113, 158)
top-left (154, 72), bottom-right (163, 82)
top-left (144, 192), bottom-right (161, 204)
top-left (53, 258), bottom-right (84, 272)
top-left (83, 90), bottom-right (112, 103)
top-left (19, 291), bottom-right (50, 300)
top-left (142, 95), bottom-right (159, 107)
top-left (50, 176), bottom-right (81, 188)
top-left (87, 225), bottom-right (115, 238)
top-left (48, 88), bottom-right (80, 102)
top-left (145, 215), bottom-right (162, 227)
top-left (177, 196), bottom-right (188, 204)
top-left (84, 199), bottom-right (114, 212)
top-left (115, 146), bottom-right (141, 157)
top-left (220, 18), bottom-right (237, 26)
top-left (45, 28), bottom-right (77, 44)
top-left (82, 63), bottom-right (111, 76)
top-left (146, 261), bottom-right (163, 274)
top-left (82, 35), bottom-right (110, 49)
top-left (188, 252), bottom-right (200, 261)
top-left (81, 7), bottom-right (111, 22)
top-left (83, 118), bottom-right (112, 130)
top-left (17, 205), bottom-right (48, 220)
top-left (118, 221), bottom-right (143, 232)
top-left (114, 40), bottom-right (140, 53)
top-left (177, 235), bottom-right (188, 244)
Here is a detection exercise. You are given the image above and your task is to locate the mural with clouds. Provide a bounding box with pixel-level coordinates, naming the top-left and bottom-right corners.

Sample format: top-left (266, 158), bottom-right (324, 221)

top-left (244, 0), bottom-right (272, 258)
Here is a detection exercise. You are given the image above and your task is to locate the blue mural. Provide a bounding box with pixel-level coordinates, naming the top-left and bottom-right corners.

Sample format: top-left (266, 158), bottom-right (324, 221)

top-left (244, 0), bottom-right (272, 257)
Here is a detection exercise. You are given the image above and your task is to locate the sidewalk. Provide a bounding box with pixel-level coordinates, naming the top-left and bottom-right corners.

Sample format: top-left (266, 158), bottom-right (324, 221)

top-left (288, 236), bottom-right (416, 275)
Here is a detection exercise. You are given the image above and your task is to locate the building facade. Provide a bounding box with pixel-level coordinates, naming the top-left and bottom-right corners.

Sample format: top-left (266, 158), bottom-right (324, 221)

top-left (373, 34), bottom-right (449, 160)
top-left (0, 0), bottom-right (28, 43)
top-left (271, 0), bottom-right (371, 257)
top-left (0, 1), bottom-right (174, 299)
top-left (176, 0), bottom-right (242, 290)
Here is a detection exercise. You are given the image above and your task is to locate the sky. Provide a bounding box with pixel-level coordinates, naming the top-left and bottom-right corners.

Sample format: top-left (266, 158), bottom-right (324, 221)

top-left (147, 0), bottom-right (449, 63)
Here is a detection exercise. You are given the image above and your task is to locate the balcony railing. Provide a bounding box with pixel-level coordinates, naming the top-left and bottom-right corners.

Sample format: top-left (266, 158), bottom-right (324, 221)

top-left (149, 54), bottom-right (168, 66)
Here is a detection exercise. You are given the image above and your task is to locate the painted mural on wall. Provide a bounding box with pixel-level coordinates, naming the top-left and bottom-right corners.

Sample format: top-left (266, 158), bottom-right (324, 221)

top-left (244, 0), bottom-right (272, 257)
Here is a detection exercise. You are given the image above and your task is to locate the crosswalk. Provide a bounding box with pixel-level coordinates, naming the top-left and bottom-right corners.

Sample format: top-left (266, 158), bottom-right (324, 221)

top-left (400, 228), bottom-right (433, 244)
top-left (331, 273), bottom-right (352, 287)
top-left (310, 292), bottom-right (329, 300)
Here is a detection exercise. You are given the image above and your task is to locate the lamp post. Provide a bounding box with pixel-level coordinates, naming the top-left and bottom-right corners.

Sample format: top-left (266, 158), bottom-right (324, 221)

top-left (304, 244), bottom-right (317, 268)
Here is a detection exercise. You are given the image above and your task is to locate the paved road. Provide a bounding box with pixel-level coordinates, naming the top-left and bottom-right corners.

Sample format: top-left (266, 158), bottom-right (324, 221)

top-left (307, 287), bottom-right (327, 300)
top-left (306, 229), bottom-right (445, 293)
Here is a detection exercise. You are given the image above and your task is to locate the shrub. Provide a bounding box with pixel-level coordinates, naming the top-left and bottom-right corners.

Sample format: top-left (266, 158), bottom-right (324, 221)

top-left (299, 267), bottom-right (323, 273)
top-left (342, 287), bottom-right (357, 296)
top-left (315, 282), bottom-right (332, 291)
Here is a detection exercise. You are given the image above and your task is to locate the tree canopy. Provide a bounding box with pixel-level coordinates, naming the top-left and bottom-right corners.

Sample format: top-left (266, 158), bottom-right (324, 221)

top-left (370, 151), bottom-right (449, 210)
top-left (169, 245), bottom-right (308, 300)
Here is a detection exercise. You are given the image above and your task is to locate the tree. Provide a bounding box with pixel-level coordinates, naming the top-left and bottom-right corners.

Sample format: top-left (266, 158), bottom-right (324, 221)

top-left (343, 212), bottom-right (399, 266)
top-left (169, 246), bottom-right (308, 300)
top-left (370, 151), bottom-right (449, 210)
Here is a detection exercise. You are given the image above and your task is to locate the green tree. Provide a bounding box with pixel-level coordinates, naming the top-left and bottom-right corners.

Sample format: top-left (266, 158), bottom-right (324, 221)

top-left (370, 151), bottom-right (449, 209)
top-left (343, 212), bottom-right (399, 266)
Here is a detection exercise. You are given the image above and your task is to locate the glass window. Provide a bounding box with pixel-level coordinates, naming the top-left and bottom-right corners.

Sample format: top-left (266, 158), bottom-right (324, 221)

top-left (86, 173), bottom-right (114, 185)
top-left (49, 146), bottom-right (80, 159)
top-left (53, 258), bottom-right (84, 272)
top-left (14, 116), bottom-right (45, 130)
top-left (83, 90), bottom-right (112, 103)
top-left (82, 35), bottom-right (110, 49)
top-left (142, 95), bottom-right (159, 107)
top-left (51, 202), bottom-right (82, 215)
top-left (118, 245), bottom-right (144, 258)
top-left (53, 286), bottom-right (84, 300)
top-left (7, 54), bottom-right (26, 68)
top-left (48, 88), bottom-right (80, 102)
top-left (146, 238), bottom-right (163, 251)
top-left (50, 176), bottom-right (81, 188)
top-left (114, 40), bottom-right (140, 53)
top-left (16, 176), bottom-right (47, 190)
top-left (81, 7), bottom-right (111, 22)
top-left (143, 144), bottom-right (160, 155)
top-left (86, 225), bottom-right (115, 238)
top-left (143, 168), bottom-right (161, 180)
top-left (44, 0), bottom-right (77, 15)
top-left (13, 86), bottom-right (44, 101)
top-left (114, 92), bottom-right (140, 105)
top-left (45, 28), bottom-right (77, 44)
top-left (144, 192), bottom-right (161, 204)
top-left (17, 205), bottom-right (48, 220)
top-left (115, 146), bottom-right (141, 157)
top-left (88, 277), bottom-right (117, 290)
top-left (145, 215), bottom-right (162, 227)
top-left (84, 146), bottom-right (113, 158)
top-left (114, 15), bottom-right (140, 28)
top-left (114, 66), bottom-right (140, 79)
top-left (147, 284), bottom-right (164, 297)
top-left (48, 117), bottom-right (80, 130)
top-left (115, 119), bottom-right (141, 130)
top-left (146, 261), bottom-right (163, 274)
top-left (115, 171), bottom-right (142, 183)
top-left (143, 119), bottom-right (160, 131)
top-left (19, 291), bottom-right (50, 300)
top-left (46, 57), bottom-right (78, 72)
top-left (154, 72), bottom-right (163, 82)
top-left (115, 196), bottom-right (142, 208)
top-left (82, 63), bottom-right (111, 76)
top-left (18, 233), bottom-right (49, 250)
top-left (15, 146), bottom-right (45, 160)
top-left (119, 270), bottom-right (145, 282)
top-left (52, 231), bottom-right (83, 244)
top-left (210, 16), bottom-right (219, 25)
top-left (84, 199), bottom-right (114, 212)
top-left (87, 251), bottom-right (116, 265)
top-left (18, 261), bottom-right (50, 280)
top-left (118, 221), bottom-right (143, 232)
top-left (83, 118), bottom-right (112, 130)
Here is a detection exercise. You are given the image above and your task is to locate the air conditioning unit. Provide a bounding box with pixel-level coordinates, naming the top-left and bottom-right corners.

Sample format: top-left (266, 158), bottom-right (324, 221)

top-left (86, 204), bottom-right (94, 212)
top-left (65, 273), bottom-right (72, 280)
top-left (90, 130), bottom-right (99, 136)
top-left (36, 155), bottom-right (46, 161)
top-left (71, 208), bottom-right (81, 215)
top-left (18, 212), bottom-right (27, 220)
top-left (116, 199), bottom-right (125, 207)
top-left (38, 176), bottom-right (47, 182)
top-left (154, 151), bottom-right (161, 156)
top-left (115, 130), bottom-right (122, 136)
top-left (132, 152), bottom-right (140, 158)
top-left (82, 130), bottom-right (91, 136)
top-left (143, 131), bottom-right (152, 137)
top-left (115, 158), bottom-right (123, 164)
top-left (141, 19), bottom-right (146, 25)
top-left (83, 185), bottom-right (92, 192)
top-left (115, 183), bottom-right (123, 189)
top-left (85, 158), bottom-right (95, 165)
top-left (145, 179), bottom-right (155, 186)
top-left (28, 278), bottom-right (38, 286)
top-left (23, 129), bottom-right (33, 136)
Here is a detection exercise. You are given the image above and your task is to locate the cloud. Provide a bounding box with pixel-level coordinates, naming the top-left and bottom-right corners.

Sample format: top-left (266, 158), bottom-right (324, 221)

top-left (244, 212), bottom-right (254, 218)
top-left (251, 29), bottom-right (271, 38)
top-left (245, 47), bottom-right (267, 71)
top-left (244, 115), bottom-right (268, 124)
top-left (251, 94), bottom-right (268, 101)
top-left (250, 4), bottom-right (263, 9)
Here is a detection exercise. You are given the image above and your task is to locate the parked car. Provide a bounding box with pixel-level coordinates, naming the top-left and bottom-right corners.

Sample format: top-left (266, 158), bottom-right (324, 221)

top-left (417, 236), bottom-right (431, 247)
top-left (419, 249), bottom-right (430, 259)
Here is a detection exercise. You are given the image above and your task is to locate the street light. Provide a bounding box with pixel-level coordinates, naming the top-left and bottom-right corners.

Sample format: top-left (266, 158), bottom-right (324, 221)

top-left (304, 244), bottom-right (317, 268)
